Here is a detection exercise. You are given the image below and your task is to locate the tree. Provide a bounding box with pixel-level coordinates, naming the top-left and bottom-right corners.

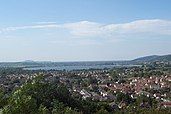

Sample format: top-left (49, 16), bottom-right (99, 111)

top-left (110, 70), bottom-right (118, 80)
top-left (96, 108), bottom-right (109, 114)
top-left (38, 104), bottom-right (50, 114)
top-left (0, 88), bottom-right (8, 108)
top-left (2, 90), bottom-right (37, 114)
top-left (116, 92), bottom-right (132, 104)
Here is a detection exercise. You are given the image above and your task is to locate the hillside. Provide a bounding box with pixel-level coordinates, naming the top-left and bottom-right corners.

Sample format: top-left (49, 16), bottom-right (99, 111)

top-left (132, 54), bottom-right (171, 63)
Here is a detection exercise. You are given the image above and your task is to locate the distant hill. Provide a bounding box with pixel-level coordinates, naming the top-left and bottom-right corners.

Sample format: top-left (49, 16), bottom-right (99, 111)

top-left (23, 60), bottom-right (35, 63)
top-left (0, 54), bottom-right (170, 68)
top-left (132, 54), bottom-right (171, 63)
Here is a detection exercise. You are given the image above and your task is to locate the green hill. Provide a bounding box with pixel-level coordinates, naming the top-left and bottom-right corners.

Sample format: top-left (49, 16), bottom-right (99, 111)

top-left (132, 54), bottom-right (171, 63)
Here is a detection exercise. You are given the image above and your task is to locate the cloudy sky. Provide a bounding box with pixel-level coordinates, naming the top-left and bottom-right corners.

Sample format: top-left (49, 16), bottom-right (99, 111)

top-left (0, 0), bottom-right (171, 62)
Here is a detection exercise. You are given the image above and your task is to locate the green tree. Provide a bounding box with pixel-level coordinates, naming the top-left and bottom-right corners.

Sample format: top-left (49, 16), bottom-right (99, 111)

top-left (96, 108), bottom-right (109, 114)
top-left (0, 88), bottom-right (8, 108)
top-left (110, 70), bottom-right (118, 80)
top-left (2, 90), bottom-right (37, 114)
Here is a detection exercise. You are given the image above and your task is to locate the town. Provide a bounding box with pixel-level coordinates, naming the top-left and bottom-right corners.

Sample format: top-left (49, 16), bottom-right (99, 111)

top-left (0, 61), bottom-right (171, 113)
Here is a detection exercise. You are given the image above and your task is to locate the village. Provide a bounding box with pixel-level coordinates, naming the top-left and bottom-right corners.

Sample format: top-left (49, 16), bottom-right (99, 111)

top-left (0, 63), bottom-right (171, 110)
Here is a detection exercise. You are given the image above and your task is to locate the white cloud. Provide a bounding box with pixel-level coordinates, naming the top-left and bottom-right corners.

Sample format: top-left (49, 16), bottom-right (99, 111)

top-left (1, 24), bottom-right (60, 32)
top-left (1, 19), bottom-right (171, 38)
top-left (105, 19), bottom-right (171, 34)
top-left (62, 21), bottom-right (105, 37)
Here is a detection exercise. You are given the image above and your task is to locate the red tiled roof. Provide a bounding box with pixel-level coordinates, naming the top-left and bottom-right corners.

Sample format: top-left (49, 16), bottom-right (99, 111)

top-left (161, 102), bottom-right (171, 106)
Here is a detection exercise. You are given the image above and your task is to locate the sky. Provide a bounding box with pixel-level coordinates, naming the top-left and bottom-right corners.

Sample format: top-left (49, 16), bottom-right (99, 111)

top-left (0, 0), bottom-right (171, 62)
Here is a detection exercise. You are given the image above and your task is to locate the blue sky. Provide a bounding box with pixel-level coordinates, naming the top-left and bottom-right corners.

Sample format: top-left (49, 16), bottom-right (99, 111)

top-left (0, 0), bottom-right (171, 61)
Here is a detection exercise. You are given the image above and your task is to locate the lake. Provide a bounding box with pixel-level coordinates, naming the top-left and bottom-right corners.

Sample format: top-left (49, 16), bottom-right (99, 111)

top-left (23, 64), bottom-right (140, 71)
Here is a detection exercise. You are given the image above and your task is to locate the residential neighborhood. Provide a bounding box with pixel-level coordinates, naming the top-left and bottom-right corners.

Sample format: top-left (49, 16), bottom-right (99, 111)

top-left (0, 61), bottom-right (171, 112)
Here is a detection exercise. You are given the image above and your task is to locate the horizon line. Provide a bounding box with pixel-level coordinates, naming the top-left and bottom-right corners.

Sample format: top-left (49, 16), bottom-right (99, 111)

top-left (0, 54), bottom-right (170, 63)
